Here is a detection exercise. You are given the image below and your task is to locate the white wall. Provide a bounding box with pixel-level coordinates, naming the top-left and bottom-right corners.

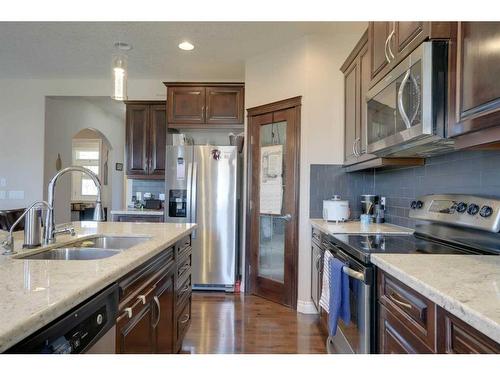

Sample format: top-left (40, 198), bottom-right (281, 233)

top-left (244, 23), bottom-right (367, 312)
top-left (0, 78), bottom-right (166, 211)
top-left (44, 97), bottom-right (125, 223)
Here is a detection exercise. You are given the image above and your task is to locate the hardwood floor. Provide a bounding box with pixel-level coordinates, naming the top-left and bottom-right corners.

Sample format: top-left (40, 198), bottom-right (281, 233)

top-left (181, 292), bottom-right (328, 354)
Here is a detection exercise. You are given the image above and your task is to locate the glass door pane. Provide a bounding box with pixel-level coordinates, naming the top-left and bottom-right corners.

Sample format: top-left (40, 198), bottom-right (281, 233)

top-left (258, 121), bottom-right (286, 283)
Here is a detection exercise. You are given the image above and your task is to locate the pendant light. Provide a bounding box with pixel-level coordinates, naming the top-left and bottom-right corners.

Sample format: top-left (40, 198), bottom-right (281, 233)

top-left (111, 42), bottom-right (132, 101)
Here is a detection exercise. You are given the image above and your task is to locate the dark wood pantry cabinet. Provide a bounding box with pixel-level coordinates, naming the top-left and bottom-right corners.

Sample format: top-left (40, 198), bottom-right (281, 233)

top-left (164, 82), bottom-right (244, 129)
top-left (115, 234), bottom-right (192, 354)
top-left (125, 101), bottom-right (167, 179)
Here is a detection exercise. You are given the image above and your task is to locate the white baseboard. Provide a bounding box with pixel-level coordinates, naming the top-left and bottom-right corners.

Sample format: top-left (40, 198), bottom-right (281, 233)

top-left (297, 299), bottom-right (319, 314)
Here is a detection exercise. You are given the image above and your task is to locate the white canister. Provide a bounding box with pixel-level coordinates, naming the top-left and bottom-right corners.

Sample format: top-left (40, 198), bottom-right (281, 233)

top-left (322, 195), bottom-right (350, 222)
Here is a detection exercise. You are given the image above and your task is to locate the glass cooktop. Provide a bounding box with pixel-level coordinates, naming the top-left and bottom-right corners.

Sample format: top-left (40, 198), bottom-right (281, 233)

top-left (330, 233), bottom-right (483, 264)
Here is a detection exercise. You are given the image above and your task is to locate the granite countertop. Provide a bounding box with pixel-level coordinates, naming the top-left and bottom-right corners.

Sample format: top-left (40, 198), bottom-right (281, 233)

top-left (0, 221), bottom-right (196, 352)
top-left (310, 218), bottom-right (414, 235)
top-left (371, 254), bottom-right (500, 344)
top-left (110, 208), bottom-right (164, 216)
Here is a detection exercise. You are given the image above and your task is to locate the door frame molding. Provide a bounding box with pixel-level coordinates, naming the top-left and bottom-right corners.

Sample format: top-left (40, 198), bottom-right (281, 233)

top-left (245, 96), bottom-right (301, 309)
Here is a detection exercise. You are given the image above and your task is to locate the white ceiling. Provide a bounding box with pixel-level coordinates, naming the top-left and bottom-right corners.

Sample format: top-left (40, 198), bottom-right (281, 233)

top-left (0, 22), bottom-right (365, 80)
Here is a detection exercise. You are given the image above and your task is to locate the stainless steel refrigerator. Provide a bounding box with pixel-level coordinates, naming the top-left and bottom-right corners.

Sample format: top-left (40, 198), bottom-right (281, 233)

top-left (164, 145), bottom-right (238, 290)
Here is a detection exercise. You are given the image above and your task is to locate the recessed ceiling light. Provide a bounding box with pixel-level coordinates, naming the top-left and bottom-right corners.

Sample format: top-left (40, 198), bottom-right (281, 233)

top-left (178, 41), bottom-right (194, 51)
top-left (114, 41), bottom-right (133, 51)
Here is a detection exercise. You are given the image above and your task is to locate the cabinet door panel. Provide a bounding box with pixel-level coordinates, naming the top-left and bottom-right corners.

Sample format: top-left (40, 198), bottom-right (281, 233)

top-left (359, 42), bottom-right (370, 154)
top-left (154, 272), bottom-right (175, 353)
top-left (379, 304), bottom-right (433, 354)
top-left (395, 22), bottom-right (424, 53)
top-left (117, 303), bottom-right (154, 354)
top-left (451, 22), bottom-right (500, 138)
top-left (126, 105), bottom-right (149, 176)
top-left (206, 86), bottom-right (244, 124)
top-left (344, 60), bottom-right (358, 163)
top-left (167, 87), bottom-right (205, 124)
top-left (369, 22), bottom-right (391, 81)
top-left (149, 104), bottom-right (167, 176)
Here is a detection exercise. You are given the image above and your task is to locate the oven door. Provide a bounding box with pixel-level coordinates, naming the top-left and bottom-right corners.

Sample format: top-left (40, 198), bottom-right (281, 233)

top-left (366, 42), bottom-right (442, 156)
top-left (327, 248), bottom-right (372, 354)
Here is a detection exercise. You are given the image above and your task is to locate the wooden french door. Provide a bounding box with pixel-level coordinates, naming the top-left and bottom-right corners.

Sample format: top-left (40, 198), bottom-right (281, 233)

top-left (246, 97), bottom-right (301, 309)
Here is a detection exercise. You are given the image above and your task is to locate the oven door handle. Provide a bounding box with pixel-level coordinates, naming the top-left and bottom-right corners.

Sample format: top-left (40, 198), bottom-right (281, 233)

top-left (342, 266), bottom-right (365, 282)
top-left (397, 69), bottom-right (412, 129)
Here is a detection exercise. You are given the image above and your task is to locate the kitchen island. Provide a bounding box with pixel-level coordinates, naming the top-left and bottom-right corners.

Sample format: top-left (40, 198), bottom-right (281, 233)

top-left (0, 221), bottom-right (196, 352)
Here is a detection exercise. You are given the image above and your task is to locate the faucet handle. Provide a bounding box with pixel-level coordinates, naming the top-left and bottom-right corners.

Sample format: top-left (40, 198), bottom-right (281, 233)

top-left (54, 224), bottom-right (76, 237)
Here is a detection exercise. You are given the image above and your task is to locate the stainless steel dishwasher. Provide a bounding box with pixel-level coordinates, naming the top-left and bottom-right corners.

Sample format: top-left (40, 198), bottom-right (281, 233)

top-left (6, 284), bottom-right (118, 354)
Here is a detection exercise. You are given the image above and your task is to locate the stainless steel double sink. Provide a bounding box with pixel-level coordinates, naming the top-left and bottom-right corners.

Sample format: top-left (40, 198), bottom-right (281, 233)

top-left (19, 235), bottom-right (151, 261)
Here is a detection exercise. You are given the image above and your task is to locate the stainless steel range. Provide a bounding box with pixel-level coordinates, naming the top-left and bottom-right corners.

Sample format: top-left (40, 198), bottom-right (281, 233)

top-left (320, 194), bottom-right (500, 354)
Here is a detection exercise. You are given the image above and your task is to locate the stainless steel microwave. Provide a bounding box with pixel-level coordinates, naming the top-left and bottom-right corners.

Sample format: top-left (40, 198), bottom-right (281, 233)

top-left (366, 41), bottom-right (455, 157)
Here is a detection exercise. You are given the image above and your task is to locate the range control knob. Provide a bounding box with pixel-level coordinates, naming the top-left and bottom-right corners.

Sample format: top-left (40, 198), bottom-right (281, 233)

top-left (456, 202), bottom-right (467, 213)
top-left (415, 200), bottom-right (424, 209)
top-left (96, 313), bottom-right (104, 325)
top-left (467, 204), bottom-right (480, 216)
top-left (410, 200), bottom-right (417, 209)
top-left (479, 205), bottom-right (493, 218)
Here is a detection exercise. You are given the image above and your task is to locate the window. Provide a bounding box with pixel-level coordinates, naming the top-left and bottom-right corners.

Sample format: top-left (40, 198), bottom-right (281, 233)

top-left (71, 139), bottom-right (102, 201)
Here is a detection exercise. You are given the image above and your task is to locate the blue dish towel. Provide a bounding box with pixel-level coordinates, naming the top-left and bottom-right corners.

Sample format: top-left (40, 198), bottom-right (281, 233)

top-left (328, 257), bottom-right (351, 336)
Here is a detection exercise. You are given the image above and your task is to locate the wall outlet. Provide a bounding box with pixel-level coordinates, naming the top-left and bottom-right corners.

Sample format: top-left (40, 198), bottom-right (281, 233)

top-left (0, 191), bottom-right (5, 200)
top-left (0, 178), bottom-right (6, 187)
top-left (8, 190), bottom-right (24, 200)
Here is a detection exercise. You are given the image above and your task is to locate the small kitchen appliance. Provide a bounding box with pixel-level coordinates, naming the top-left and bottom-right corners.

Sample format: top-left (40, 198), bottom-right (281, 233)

top-left (322, 195), bottom-right (350, 222)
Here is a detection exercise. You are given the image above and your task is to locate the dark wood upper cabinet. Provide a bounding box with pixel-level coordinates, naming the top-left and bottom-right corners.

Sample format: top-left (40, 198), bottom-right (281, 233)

top-left (369, 21), bottom-right (452, 88)
top-left (125, 101), bottom-right (166, 179)
top-left (167, 86), bottom-right (206, 124)
top-left (164, 82), bottom-right (244, 129)
top-left (149, 104), bottom-right (167, 176)
top-left (395, 22), bottom-right (424, 53)
top-left (125, 104), bottom-right (149, 177)
top-left (449, 22), bottom-right (500, 145)
top-left (206, 86), bottom-right (244, 124)
top-left (343, 58), bottom-right (358, 164)
top-left (369, 22), bottom-right (391, 81)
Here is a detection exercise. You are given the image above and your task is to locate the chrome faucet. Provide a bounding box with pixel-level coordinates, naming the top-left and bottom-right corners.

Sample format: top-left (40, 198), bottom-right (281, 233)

top-left (44, 166), bottom-right (105, 245)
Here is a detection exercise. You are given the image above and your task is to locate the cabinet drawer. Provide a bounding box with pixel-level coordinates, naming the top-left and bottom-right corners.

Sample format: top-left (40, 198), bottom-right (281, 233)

top-left (177, 253), bottom-right (191, 284)
top-left (379, 304), bottom-right (433, 354)
top-left (176, 274), bottom-right (192, 306)
top-left (176, 296), bottom-right (192, 342)
top-left (175, 235), bottom-right (191, 259)
top-left (437, 307), bottom-right (500, 354)
top-left (119, 248), bottom-right (174, 301)
top-left (378, 270), bottom-right (436, 350)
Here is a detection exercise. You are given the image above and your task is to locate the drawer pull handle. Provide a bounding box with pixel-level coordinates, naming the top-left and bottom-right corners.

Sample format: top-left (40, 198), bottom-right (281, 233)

top-left (124, 307), bottom-right (133, 319)
top-left (179, 265), bottom-right (190, 274)
top-left (180, 313), bottom-right (190, 324)
top-left (181, 285), bottom-right (190, 293)
top-left (389, 292), bottom-right (412, 310)
top-left (137, 295), bottom-right (146, 304)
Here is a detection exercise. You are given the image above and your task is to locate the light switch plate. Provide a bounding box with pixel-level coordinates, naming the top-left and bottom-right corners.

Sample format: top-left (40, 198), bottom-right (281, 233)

top-left (8, 190), bottom-right (24, 200)
top-left (0, 191), bottom-right (5, 200)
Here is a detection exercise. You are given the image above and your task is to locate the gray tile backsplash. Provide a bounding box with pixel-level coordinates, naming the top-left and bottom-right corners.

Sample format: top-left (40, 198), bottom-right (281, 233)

top-left (131, 179), bottom-right (165, 200)
top-left (310, 150), bottom-right (500, 228)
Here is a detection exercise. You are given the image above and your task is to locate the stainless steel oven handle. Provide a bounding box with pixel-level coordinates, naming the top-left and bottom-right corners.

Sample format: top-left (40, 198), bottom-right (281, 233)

top-left (342, 266), bottom-right (365, 282)
top-left (397, 69), bottom-right (412, 129)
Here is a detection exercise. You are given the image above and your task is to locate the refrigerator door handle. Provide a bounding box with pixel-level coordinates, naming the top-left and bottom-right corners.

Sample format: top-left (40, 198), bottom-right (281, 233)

top-left (186, 162), bottom-right (193, 224)
top-left (190, 162), bottom-right (198, 239)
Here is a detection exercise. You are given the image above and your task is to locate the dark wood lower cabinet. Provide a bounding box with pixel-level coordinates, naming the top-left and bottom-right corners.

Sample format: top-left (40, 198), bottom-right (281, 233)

top-left (116, 235), bottom-right (192, 354)
top-left (377, 270), bottom-right (499, 354)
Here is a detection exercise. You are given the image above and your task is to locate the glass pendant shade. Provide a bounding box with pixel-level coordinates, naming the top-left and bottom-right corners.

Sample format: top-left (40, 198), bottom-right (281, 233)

top-left (111, 54), bottom-right (128, 101)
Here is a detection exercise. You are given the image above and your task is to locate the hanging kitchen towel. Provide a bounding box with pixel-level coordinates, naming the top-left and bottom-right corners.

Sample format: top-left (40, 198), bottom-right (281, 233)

top-left (328, 257), bottom-right (351, 336)
top-left (319, 250), bottom-right (333, 312)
